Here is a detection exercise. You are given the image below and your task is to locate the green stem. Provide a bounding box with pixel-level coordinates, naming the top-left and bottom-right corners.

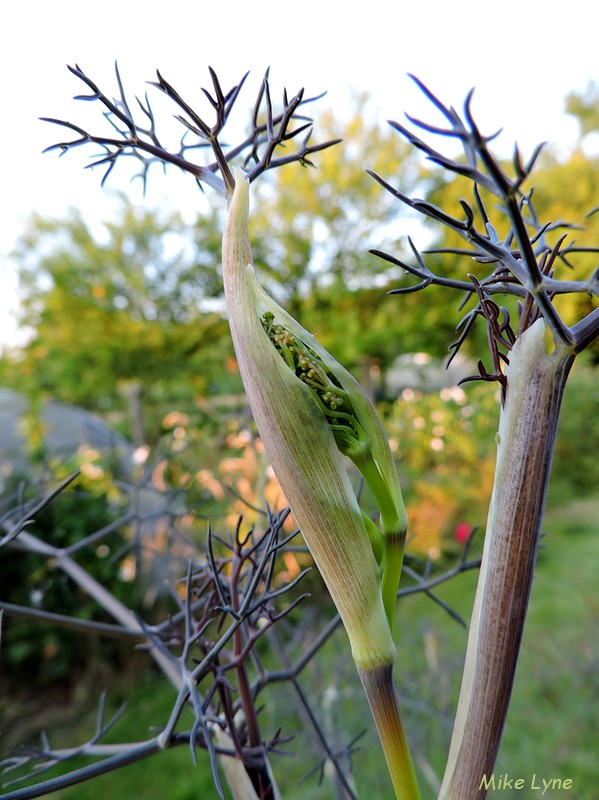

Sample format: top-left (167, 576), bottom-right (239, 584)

top-left (359, 662), bottom-right (422, 800)
top-left (354, 449), bottom-right (407, 628)
top-left (380, 531), bottom-right (406, 629)
top-left (353, 450), bottom-right (398, 531)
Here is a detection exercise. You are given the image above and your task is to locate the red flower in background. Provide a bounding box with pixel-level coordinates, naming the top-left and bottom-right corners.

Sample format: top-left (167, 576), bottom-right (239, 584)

top-left (454, 522), bottom-right (472, 545)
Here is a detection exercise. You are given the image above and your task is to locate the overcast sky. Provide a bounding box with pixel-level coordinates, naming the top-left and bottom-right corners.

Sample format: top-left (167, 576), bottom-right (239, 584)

top-left (1, 0), bottom-right (596, 346)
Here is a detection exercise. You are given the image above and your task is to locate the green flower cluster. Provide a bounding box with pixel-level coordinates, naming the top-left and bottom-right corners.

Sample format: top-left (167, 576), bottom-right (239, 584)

top-left (261, 311), bottom-right (363, 445)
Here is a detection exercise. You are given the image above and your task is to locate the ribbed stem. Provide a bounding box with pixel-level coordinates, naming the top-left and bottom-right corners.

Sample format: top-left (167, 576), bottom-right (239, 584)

top-left (439, 321), bottom-right (574, 799)
top-left (359, 663), bottom-right (422, 800)
top-left (353, 449), bottom-right (407, 627)
top-left (380, 531), bottom-right (406, 629)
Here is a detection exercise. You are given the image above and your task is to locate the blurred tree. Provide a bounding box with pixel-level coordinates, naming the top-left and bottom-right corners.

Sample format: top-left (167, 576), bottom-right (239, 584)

top-left (249, 94), bottom-right (459, 368)
top-left (5, 96), bottom-right (452, 426)
top-left (565, 81), bottom-right (599, 139)
top-left (250, 95), bottom-right (419, 307)
top-left (414, 135), bottom-right (599, 364)
top-left (8, 88), bottom-right (598, 424)
top-left (6, 195), bottom-right (237, 414)
top-left (6, 94), bottom-right (544, 432)
top-left (527, 148), bottom-right (599, 346)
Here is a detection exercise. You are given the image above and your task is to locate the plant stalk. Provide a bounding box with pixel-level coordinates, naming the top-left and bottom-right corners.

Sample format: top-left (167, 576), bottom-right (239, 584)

top-left (439, 320), bottom-right (575, 799)
top-left (359, 662), bottom-right (421, 800)
top-left (353, 448), bottom-right (407, 627)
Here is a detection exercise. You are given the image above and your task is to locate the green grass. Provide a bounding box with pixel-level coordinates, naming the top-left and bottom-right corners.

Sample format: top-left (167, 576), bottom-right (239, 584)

top-left (1, 669), bottom-right (219, 800)
top-left (3, 502), bottom-right (598, 799)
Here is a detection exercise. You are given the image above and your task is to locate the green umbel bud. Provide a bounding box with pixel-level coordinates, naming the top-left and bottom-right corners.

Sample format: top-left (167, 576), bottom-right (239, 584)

top-left (257, 294), bottom-right (408, 627)
top-left (221, 171), bottom-right (421, 800)
top-left (221, 171), bottom-right (396, 668)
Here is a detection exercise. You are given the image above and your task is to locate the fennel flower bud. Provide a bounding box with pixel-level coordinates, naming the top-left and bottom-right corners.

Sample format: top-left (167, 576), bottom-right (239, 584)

top-left (221, 171), bottom-right (406, 668)
top-left (221, 172), bottom-right (420, 800)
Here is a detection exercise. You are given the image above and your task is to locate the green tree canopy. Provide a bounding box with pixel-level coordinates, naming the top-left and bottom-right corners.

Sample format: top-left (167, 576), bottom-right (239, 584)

top-left (248, 95), bottom-right (459, 364)
top-left (7, 195), bottom-right (236, 411)
top-left (566, 81), bottom-right (599, 139)
top-left (412, 137), bottom-right (599, 364)
top-left (13, 95), bottom-right (595, 429)
top-left (5, 98), bottom-right (448, 423)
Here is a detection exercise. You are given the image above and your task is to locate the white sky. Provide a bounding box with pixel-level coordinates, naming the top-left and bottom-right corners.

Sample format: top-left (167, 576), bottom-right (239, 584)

top-left (1, 0), bottom-right (597, 347)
